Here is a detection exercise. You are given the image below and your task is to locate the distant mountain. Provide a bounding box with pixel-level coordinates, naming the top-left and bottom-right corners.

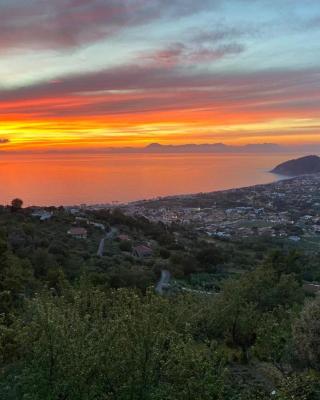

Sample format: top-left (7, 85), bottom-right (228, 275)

top-left (104, 142), bottom-right (284, 154)
top-left (271, 155), bottom-right (320, 176)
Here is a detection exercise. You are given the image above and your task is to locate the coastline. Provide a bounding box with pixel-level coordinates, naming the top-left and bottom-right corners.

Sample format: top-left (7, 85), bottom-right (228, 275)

top-left (0, 152), bottom-right (305, 207)
top-left (68, 173), bottom-right (299, 210)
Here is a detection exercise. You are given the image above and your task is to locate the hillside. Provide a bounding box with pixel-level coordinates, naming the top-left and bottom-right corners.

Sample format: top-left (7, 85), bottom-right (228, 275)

top-left (1, 190), bottom-right (320, 398)
top-left (271, 155), bottom-right (320, 176)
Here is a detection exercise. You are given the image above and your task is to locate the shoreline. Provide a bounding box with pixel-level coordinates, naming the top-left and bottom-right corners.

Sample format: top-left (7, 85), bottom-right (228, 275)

top-left (0, 153), bottom-right (308, 208)
top-left (32, 174), bottom-right (302, 209)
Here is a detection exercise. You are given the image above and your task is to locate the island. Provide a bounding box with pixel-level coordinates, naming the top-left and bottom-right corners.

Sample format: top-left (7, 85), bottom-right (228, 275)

top-left (271, 155), bottom-right (320, 176)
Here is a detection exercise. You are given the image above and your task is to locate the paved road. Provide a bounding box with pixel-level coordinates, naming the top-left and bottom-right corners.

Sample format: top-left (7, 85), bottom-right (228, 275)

top-left (97, 227), bottom-right (118, 257)
top-left (155, 270), bottom-right (171, 295)
top-left (97, 237), bottom-right (106, 257)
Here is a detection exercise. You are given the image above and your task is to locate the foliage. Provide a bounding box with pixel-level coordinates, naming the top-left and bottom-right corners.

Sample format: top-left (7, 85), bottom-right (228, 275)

top-left (293, 296), bottom-right (320, 370)
top-left (11, 198), bottom-right (23, 212)
top-left (1, 287), bottom-right (230, 400)
top-left (0, 205), bottom-right (318, 397)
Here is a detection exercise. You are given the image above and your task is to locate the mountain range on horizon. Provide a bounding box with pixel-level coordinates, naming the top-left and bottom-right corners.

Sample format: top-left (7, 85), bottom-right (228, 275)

top-left (21, 143), bottom-right (288, 154)
top-left (3, 142), bottom-right (320, 155)
top-left (137, 143), bottom-right (283, 153)
top-left (101, 142), bottom-right (320, 154)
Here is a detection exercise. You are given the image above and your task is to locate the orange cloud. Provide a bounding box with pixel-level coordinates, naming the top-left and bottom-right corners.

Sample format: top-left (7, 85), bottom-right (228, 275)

top-left (1, 65), bottom-right (320, 150)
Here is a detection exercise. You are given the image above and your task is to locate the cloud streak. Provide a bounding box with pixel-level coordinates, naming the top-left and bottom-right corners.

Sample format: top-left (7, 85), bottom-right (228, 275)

top-left (1, 64), bottom-right (320, 149)
top-left (2, 63), bottom-right (320, 108)
top-left (0, 0), bottom-right (217, 52)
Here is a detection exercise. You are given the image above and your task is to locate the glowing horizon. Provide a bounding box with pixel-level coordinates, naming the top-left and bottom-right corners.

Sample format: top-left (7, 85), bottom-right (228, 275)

top-left (1, 0), bottom-right (320, 151)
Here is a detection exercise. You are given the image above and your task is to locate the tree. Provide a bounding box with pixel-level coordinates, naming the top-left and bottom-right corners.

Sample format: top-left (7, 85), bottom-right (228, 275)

top-left (293, 296), bottom-right (320, 370)
top-left (0, 239), bottom-right (34, 315)
top-left (119, 240), bottom-right (132, 252)
top-left (205, 283), bottom-right (260, 362)
top-left (11, 198), bottom-right (23, 212)
top-left (2, 286), bottom-right (229, 400)
top-left (202, 266), bottom-right (303, 362)
top-left (254, 308), bottom-right (294, 373)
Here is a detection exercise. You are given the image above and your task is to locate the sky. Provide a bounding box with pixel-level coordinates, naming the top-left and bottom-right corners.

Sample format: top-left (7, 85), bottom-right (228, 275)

top-left (0, 0), bottom-right (320, 151)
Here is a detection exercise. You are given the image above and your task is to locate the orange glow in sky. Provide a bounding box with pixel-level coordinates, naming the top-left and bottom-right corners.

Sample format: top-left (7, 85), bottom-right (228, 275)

top-left (1, 1), bottom-right (320, 151)
top-left (2, 84), bottom-right (320, 151)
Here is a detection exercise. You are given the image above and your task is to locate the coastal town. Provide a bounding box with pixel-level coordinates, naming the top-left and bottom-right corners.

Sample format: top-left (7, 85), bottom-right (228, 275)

top-left (118, 174), bottom-right (320, 248)
top-left (27, 174), bottom-right (320, 258)
top-left (22, 171), bottom-right (320, 301)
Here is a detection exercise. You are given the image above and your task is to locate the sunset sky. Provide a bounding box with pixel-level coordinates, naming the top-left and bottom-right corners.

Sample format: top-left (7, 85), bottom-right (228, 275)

top-left (1, 0), bottom-right (320, 151)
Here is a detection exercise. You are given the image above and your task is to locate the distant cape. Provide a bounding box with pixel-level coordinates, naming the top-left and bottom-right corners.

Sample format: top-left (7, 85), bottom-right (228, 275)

top-left (271, 155), bottom-right (320, 176)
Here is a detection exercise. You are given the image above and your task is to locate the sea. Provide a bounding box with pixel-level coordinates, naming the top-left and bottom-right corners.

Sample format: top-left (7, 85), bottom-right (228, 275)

top-left (0, 152), bottom-right (304, 206)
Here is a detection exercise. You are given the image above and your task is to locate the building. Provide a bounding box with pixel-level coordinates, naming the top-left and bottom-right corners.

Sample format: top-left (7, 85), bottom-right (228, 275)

top-left (90, 222), bottom-right (105, 231)
top-left (132, 245), bottom-right (153, 258)
top-left (68, 227), bottom-right (88, 239)
top-left (118, 234), bottom-right (130, 241)
top-left (31, 209), bottom-right (53, 221)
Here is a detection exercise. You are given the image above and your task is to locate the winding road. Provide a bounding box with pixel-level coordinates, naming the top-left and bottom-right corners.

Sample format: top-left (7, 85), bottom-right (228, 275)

top-left (97, 227), bottom-right (118, 257)
top-left (155, 270), bottom-right (171, 295)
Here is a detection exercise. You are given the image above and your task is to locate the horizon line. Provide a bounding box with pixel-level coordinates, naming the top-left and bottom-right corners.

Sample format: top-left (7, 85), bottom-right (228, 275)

top-left (1, 141), bottom-right (320, 155)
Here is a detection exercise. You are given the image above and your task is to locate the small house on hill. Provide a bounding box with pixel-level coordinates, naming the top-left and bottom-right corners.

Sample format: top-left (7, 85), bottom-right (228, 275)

top-left (118, 234), bottom-right (130, 242)
top-left (68, 227), bottom-right (88, 239)
top-left (132, 245), bottom-right (153, 258)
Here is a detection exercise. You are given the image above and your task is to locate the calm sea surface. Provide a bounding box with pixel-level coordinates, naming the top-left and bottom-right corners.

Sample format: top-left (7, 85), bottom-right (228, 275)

top-left (0, 153), bottom-right (303, 206)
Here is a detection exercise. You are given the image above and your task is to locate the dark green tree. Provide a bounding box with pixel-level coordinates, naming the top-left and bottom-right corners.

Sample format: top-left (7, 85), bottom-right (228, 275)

top-left (10, 198), bottom-right (23, 212)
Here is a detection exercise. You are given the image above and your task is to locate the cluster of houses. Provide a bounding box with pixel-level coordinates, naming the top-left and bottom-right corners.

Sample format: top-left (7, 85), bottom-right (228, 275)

top-left (117, 174), bottom-right (320, 244)
top-left (29, 206), bottom-right (154, 258)
top-left (68, 227), bottom-right (154, 260)
top-left (66, 220), bottom-right (153, 258)
top-left (29, 173), bottom-right (320, 253)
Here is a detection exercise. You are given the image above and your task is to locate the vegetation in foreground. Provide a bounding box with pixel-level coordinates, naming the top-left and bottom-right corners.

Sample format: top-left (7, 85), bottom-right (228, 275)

top-left (0, 200), bottom-right (320, 398)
